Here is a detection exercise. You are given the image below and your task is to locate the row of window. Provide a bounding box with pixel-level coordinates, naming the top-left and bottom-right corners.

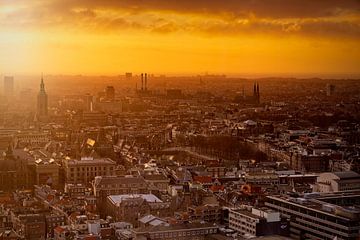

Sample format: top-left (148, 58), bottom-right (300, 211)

top-left (150, 228), bottom-right (217, 238)
top-left (70, 167), bottom-right (113, 172)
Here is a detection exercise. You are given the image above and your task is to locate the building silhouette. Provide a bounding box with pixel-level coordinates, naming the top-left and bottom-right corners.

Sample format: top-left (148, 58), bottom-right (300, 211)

top-left (234, 82), bottom-right (260, 104)
top-left (37, 76), bottom-right (48, 117)
top-left (3, 76), bottom-right (14, 96)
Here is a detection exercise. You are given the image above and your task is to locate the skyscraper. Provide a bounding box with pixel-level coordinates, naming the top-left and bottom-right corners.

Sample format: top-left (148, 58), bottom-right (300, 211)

top-left (3, 76), bottom-right (14, 96)
top-left (37, 76), bottom-right (48, 117)
top-left (105, 86), bottom-right (115, 101)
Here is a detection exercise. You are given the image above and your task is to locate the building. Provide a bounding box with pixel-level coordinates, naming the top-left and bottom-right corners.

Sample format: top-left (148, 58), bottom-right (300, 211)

top-left (131, 222), bottom-right (219, 240)
top-left (63, 157), bottom-right (116, 185)
top-left (13, 214), bottom-right (46, 240)
top-left (37, 77), bottom-right (48, 117)
top-left (313, 171), bottom-right (360, 193)
top-left (35, 158), bottom-right (60, 188)
top-left (125, 72), bottom-right (132, 80)
top-left (76, 111), bottom-right (108, 126)
top-left (144, 174), bottom-right (170, 193)
top-left (93, 175), bottom-right (148, 198)
top-left (326, 84), bottom-right (336, 96)
top-left (175, 205), bottom-right (221, 223)
top-left (3, 76), bottom-right (14, 96)
top-left (245, 172), bottom-right (280, 185)
top-left (93, 175), bottom-right (149, 216)
top-left (105, 86), bottom-right (115, 101)
top-left (234, 82), bottom-right (260, 105)
top-left (166, 89), bottom-right (183, 99)
top-left (229, 207), bottom-right (288, 237)
top-left (45, 214), bottom-right (66, 238)
top-left (64, 183), bottom-right (86, 198)
top-left (14, 131), bottom-right (51, 148)
top-left (106, 194), bottom-right (170, 226)
top-left (265, 192), bottom-right (360, 240)
top-left (0, 146), bottom-right (28, 191)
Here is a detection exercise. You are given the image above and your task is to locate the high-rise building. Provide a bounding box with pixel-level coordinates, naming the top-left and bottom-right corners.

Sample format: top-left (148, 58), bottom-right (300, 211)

top-left (3, 76), bottom-right (14, 96)
top-left (105, 86), bottom-right (115, 101)
top-left (265, 192), bottom-right (360, 240)
top-left (37, 76), bottom-right (48, 117)
top-left (326, 83), bottom-right (336, 96)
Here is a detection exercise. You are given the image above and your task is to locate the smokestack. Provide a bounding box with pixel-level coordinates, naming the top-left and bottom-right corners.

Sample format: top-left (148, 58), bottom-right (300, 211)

top-left (141, 73), bottom-right (144, 91)
top-left (145, 73), bottom-right (148, 91)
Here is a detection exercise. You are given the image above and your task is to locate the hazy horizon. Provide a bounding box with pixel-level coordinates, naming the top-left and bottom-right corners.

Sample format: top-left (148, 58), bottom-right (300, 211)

top-left (1, 0), bottom-right (359, 77)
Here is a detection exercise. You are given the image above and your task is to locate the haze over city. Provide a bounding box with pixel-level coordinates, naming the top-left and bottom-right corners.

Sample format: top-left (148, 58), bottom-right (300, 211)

top-left (1, 0), bottom-right (360, 77)
top-left (0, 1), bottom-right (360, 240)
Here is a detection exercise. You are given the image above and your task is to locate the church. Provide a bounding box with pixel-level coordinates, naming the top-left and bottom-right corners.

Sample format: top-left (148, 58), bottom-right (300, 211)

top-left (36, 75), bottom-right (48, 121)
top-left (234, 82), bottom-right (261, 105)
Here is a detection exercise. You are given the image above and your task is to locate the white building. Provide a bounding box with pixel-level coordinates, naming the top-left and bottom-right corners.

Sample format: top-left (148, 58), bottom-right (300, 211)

top-left (313, 171), bottom-right (360, 193)
top-left (229, 206), bottom-right (285, 237)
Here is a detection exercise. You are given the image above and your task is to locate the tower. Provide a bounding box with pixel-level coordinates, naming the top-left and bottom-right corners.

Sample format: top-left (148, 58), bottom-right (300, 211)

top-left (145, 73), bottom-right (148, 91)
top-left (37, 75), bottom-right (48, 117)
top-left (256, 83), bottom-right (260, 103)
top-left (3, 76), bottom-right (14, 96)
top-left (105, 86), bottom-right (115, 101)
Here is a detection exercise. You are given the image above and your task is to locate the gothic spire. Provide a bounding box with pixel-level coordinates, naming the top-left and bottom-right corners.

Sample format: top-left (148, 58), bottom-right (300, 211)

top-left (40, 74), bottom-right (45, 92)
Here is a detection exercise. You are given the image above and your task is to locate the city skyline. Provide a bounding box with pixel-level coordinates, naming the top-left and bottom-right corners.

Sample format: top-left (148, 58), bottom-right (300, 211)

top-left (1, 0), bottom-right (359, 77)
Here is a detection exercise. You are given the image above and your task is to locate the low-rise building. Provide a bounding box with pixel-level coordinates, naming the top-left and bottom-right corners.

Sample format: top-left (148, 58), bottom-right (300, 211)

top-left (106, 194), bottom-right (170, 226)
top-left (132, 222), bottom-right (219, 240)
top-left (229, 207), bottom-right (288, 237)
top-left (63, 157), bottom-right (116, 185)
top-left (313, 171), bottom-right (360, 193)
top-left (13, 214), bottom-right (46, 240)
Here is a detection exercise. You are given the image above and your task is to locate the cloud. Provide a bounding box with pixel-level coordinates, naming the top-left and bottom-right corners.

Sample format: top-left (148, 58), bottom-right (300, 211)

top-left (194, 18), bottom-right (360, 39)
top-left (52, 0), bottom-right (360, 18)
top-left (0, 0), bottom-right (359, 39)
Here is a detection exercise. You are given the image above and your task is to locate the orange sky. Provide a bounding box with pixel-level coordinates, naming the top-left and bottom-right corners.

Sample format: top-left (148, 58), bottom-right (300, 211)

top-left (0, 0), bottom-right (359, 76)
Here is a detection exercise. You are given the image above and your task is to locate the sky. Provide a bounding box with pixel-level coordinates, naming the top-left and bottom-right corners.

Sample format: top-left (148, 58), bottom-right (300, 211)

top-left (0, 0), bottom-right (359, 77)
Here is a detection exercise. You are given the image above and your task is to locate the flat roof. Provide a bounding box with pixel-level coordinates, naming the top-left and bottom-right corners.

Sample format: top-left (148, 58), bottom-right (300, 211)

top-left (67, 158), bottom-right (116, 165)
top-left (108, 194), bottom-right (162, 205)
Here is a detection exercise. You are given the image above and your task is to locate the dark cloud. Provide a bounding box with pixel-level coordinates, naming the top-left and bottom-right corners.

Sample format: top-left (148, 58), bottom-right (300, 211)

top-left (53, 0), bottom-right (360, 18)
top-left (194, 19), bottom-right (360, 39)
top-left (1, 0), bottom-right (359, 39)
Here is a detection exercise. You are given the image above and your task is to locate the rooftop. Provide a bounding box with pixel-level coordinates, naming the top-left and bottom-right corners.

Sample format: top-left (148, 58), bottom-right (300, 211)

top-left (108, 194), bottom-right (162, 205)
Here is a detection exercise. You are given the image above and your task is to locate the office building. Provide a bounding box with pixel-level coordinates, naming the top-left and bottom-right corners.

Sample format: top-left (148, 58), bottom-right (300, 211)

top-left (63, 157), bottom-right (116, 185)
top-left (265, 192), bottom-right (360, 240)
top-left (229, 207), bottom-right (288, 237)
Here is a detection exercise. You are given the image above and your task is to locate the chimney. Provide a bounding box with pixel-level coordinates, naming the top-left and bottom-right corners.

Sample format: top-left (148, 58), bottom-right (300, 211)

top-left (145, 73), bottom-right (148, 91)
top-left (141, 73), bottom-right (144, 91)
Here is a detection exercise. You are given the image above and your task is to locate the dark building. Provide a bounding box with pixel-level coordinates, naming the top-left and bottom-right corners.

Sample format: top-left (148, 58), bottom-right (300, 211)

top-left (37, 77), bottom-right (48, 117)
top-left (132, 222), bottom-right (219, 240)
top-left (3, 76), bottom-right (14, 96)
top-left (166, 89), bottom-right (183, 99)
top-left (13, 214), bottom-right (46, 240)
top-left (229, 207), bottom-right (289, 237)
top-left (93, 175), bottom-right (149, 216)
top-left (105, 194), bottom-right (170, 226)
top-left (234, 82), bottom-right (260, 104)
top-left (0, 146), bottom-right (28, 191)
top-left (105, 86), bottom-right (115, 101)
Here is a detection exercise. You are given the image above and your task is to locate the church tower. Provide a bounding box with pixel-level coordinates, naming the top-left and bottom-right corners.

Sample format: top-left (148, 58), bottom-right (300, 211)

top-left (37, 75), bottom-right (48, 117)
